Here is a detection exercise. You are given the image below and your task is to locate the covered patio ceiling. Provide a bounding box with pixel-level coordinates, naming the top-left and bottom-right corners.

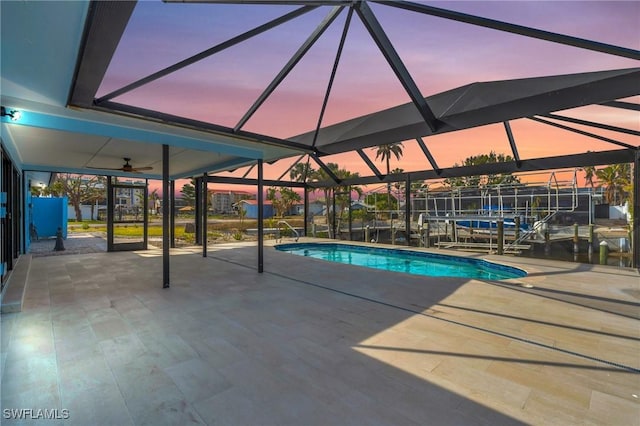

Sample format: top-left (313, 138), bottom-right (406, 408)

top-left (1, 0), bottom-right (638, 184)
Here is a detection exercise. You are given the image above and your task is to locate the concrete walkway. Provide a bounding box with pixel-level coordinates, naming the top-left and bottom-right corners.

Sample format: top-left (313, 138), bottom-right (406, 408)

top-left (29, 233), bottom-right (107, 257)
top-left (1, 239), bottom-right (638, 425)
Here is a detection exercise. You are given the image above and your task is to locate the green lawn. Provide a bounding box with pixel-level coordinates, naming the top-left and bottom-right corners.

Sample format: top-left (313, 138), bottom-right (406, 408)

top-left (67, 216), bottom-right (305, 238)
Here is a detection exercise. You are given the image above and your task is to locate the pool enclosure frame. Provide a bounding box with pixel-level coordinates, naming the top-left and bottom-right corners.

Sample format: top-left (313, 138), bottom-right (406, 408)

top-left (1, 0), bottom-right (638, 292)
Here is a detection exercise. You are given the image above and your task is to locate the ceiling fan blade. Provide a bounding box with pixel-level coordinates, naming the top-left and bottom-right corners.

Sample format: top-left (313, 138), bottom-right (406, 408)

top-left (85, 159), bottom-right (152, 173)
top-left (86, 166), bottom-right (125, 171)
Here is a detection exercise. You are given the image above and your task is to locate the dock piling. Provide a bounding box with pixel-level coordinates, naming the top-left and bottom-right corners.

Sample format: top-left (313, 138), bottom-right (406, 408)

top-left (599, 241), bottom-right (609, 265)
top-left (497, 220), bottom-right (504, 255)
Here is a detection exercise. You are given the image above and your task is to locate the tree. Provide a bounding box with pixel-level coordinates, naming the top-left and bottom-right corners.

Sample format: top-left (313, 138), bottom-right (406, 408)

top-left (309, 164), bottom-right (361, 237)
top-left (374, 142), bottom-right (404, 208)
top-left (444, 152), bottom-right (521, 188)
top-left (411, 180), bottom-right (428, 197)
top-left (289, 162), bottom-right (315, 183)
top-left (391, 168), bottom-right (405, 210)
top-left (595, 164), bottom-right (630, 205)
top-left (149, 188), bottom-right (160, 215)
top-left (30, 186), bottom-right (43, 197)
top-left (85, 176), bottom-right (106, 220)
top-left (310, 163), bottom-right (339, 231)
top-left (365, 192), bottom-right (397, 212)
top-left (180, 179), bottom-right (196, 207)
top-left (266, 187), bottom-right (301, 217)
top-left (51, 174), bottom-right (103, 222)
top-left (583, 165), bottom-right (596, 189)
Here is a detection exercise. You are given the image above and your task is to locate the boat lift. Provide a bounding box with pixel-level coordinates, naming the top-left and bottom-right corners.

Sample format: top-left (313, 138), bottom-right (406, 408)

top-left (355, 169), bottom-right (586, 254)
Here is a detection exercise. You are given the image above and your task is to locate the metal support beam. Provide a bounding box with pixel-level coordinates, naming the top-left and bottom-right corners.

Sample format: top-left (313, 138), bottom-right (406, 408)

top-left (311, 154), bottom-right (342, 184)
top-left (347, 188), bottom-right (353, 241)
top-left (379, 0), bottom-right (640, 60)
top-left (307, 149), bottom-right (637, 188)
top-left (311, 6), bottom-right (354, 147)
top-left (356, 1), bottom-right (438, 132)
top-left (106, 176), bottom-right (114, 251)
top-left (357, 149), bottom-right (383, 180)
top-left (528, 116), bottom-right (637, 149)
top-left (405, 173), bottom-right (411, 246)
top-left (162, 145), bottom-right (170, 288)
top-left (332, 190), bottom-right (337, 239)
top-left (302, 157), bottom-right (313, 183)
top-left (194, 177), bottom-right (202, 245)
top-left (170, 180), bottom-right (176, 248)
top-left (633, 150), bottom-right (639, 269)
top-left (202, 173), bottom-right (208, 257)
top-left (304, 186), bottom-right (309, 237)
top-left (415, 137), bottom-right (440, 173)
top-left (95, 100), bottom-right (313, 154)
top-left (69, 1), bottom-right (137, 106)
top-left (503, 121), bottom-right (521, 167)
top-left (96, 6), bottom-right (318, 103)
top-left (258, 159), bottom-right (264, 273)
top-left (277, 154), bottom-right (306, 181)
top-left (206, 175), bottom-right (306, 188)
top-left (143, 179), bottom-right (149, 250)
top-left (600, 101), bottom-right (640, 112)
top-left (241, 164), bottom-right (255, 179)
top-left (235, 6), bottom-right (344, 132)
top-left (541, 113), bottom-right (640, 138)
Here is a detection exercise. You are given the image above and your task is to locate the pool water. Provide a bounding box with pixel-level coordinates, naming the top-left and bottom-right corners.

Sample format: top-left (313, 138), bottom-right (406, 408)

top-left (275, 243), bottom-right (526, 280)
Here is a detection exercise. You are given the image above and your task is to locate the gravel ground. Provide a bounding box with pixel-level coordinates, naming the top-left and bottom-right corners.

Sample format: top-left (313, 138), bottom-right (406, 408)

top-left (29, 232), bottom-right (108, 257)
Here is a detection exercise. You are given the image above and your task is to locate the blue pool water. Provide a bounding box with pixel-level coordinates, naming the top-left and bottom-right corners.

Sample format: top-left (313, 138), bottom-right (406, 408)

top-left (275, 243), bottom-right (526, 280)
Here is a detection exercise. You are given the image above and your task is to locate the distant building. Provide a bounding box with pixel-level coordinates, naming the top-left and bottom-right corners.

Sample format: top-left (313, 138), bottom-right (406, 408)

top-left (307, 200), bottom-right (325, 216)
top-left (351, 200), bottom-right (374, 211)
top-left (238, 200), bottom-right (273, 219)
top-left (210, 190), bottom-right (254, 214)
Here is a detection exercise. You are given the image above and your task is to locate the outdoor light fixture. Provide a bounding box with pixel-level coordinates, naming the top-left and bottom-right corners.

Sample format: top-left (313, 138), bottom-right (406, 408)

top-left (1, 106), bottom-right (21, 121)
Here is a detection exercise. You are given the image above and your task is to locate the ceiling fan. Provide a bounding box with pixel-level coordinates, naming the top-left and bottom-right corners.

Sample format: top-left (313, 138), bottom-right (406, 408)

top-left (87, 158), bottom-right (153, 173)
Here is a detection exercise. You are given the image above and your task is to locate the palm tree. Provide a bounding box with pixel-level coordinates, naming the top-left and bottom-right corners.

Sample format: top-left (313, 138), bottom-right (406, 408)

top-left (583, 165), bottom-right (596, 189)
top-left (595, 164), bottom-right (630, 205)
top-left (309, 163), bottom-right (361, 238)
top-left (444, 152), bottom-right (520, 188)
top-left (391, 168), bottom-right (404, 213)
top-left (374, 142), bottom-right (404, 211)
top-left (149, 188), bottom-right (160, 215)
top-left (310, 163), bottom-right (339, 236)
top-left (289, 162), bottom-right (314, 183)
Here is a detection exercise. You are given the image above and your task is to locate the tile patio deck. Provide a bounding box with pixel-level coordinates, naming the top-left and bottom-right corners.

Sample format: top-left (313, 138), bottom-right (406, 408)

top-left (1, 239), bottom-right (639, 425)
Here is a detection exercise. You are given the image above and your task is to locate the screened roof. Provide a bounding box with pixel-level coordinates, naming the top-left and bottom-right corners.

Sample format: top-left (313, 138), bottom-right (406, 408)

top-left (1, 0), bottom-right (638, 181)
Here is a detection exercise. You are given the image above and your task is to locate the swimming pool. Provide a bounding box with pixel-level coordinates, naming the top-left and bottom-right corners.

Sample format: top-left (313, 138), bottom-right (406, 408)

top-left (275, 243), bottom-right (526, 280)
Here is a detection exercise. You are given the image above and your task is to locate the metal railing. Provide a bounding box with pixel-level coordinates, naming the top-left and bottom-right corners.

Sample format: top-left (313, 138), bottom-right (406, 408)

top-left (277, 220), bottom-right (299, 242)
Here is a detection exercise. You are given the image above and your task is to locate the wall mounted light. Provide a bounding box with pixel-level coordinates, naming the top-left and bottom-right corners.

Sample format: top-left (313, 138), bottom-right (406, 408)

top-left (1, 106), bottom-right (22, 121)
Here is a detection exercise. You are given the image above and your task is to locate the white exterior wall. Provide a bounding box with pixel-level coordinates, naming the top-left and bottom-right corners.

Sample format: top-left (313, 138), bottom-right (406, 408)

top-left (67, 204), bottom-right (95, 220)
top-left (609, 203), bottom-right (629, 221)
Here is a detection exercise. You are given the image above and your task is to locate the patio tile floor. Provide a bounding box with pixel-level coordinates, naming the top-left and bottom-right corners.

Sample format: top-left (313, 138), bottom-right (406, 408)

top-left (1, 239), bottom-right (639, 425)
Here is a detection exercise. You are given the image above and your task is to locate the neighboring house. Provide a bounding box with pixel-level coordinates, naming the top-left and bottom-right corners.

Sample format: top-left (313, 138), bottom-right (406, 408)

top-left (287, 203), bottom-right (305, 216)
top-left (307, 200), bottom-right (325, 216)
top-left (238, 200), bottom-right (274, 219)
top-left (114, 180), bottom-right (146, 207)
top-left (211, 190), bottom-right (254, 214)
top-left (351, 201), bottom-right (374, 211)
top-left (67, 204), bottom-right (94, 221)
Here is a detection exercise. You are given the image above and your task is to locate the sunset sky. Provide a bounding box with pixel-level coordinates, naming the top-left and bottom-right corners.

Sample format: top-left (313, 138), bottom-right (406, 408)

top-left (100, 1), bottom-right (639, 195)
